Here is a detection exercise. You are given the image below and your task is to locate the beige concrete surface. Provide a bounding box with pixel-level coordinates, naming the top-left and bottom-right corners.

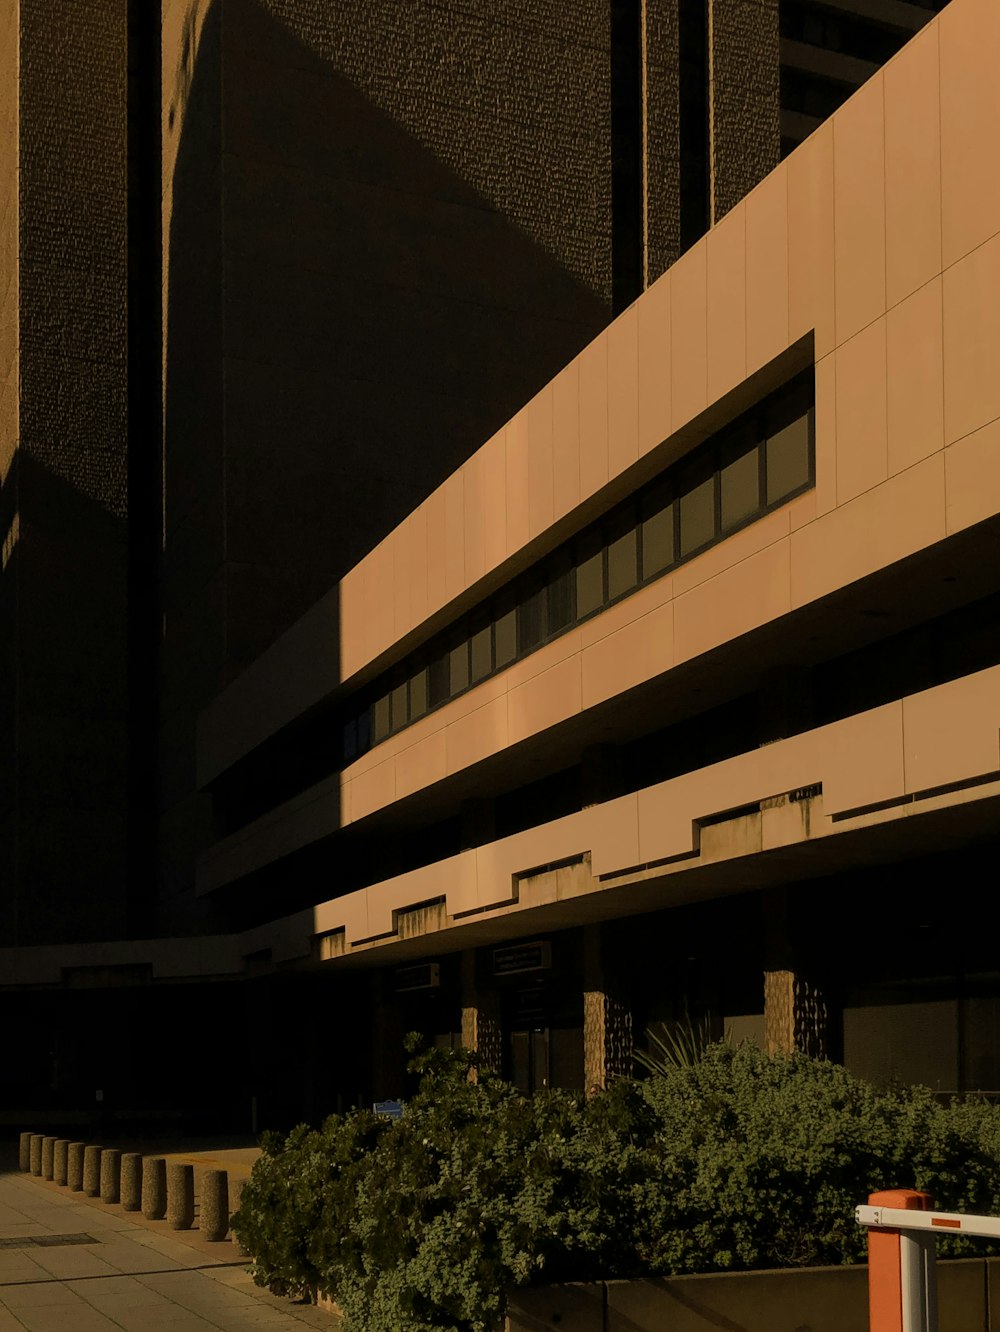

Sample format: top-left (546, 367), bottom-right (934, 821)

top-left (0, 1155), bottom-right (335, 1331)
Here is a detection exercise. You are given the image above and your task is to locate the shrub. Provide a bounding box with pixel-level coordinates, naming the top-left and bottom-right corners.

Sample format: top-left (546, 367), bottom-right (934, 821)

top-left (233, 1038), bottom-right (1000, 1331)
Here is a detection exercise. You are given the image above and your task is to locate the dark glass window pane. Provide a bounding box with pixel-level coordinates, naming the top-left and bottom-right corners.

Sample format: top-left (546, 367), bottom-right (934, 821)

top-left (518, 584), bottom-right (547, 651)
top-left (428, 650), bottom-right (450, 708)
top-left (450, 639), bottom-right (470, 694)
top-left (495, 605), bottom-right (517, 668)
top-left (766, 411), bottom-right (812, 505)
top-left (575, 535), bottom-right (604, 619)
top-left (679, 471), bottom-right (716, 557)
top-left (547, 557), bottom-right (574, 633)
top-left (372, 693), bottom-right (391, 743)
top-left (390, 681), bottom-right (408, 732)
top-left (470, 623), bottom-right (492, 682)
top-left (641, 487), bottom-right (674, 578)
top-left (356, 709), bottom-right (371, 755)
top-left (607, 516), bottom-right (638, 601)
top-left (342, 718), bottom-right (358, 762)
top-left (721, 446), bottom-right (760, 531)
top-left (410, 667), bottom-right (428, 719)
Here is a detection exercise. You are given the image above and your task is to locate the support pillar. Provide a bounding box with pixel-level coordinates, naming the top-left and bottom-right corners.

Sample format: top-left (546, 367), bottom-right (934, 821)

top-left (460, 950), bottom-right (502, 1078)
top-left (583, 924), bottom-right (633, 1092)
top-left (763, 887), bottom-right (829, 1058)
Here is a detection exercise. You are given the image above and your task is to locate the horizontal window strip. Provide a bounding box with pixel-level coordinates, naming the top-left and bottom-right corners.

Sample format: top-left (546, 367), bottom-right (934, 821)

top-left (352, 368), bottom-right (815, 760)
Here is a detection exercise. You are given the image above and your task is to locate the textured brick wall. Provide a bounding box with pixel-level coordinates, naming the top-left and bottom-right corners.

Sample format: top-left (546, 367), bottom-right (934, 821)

top-left (10, 0), bottom-right (130, 945)
top-left (156, 0), bottom-right (617, 925)
top-left (643, 0), bottom-right (682, 284)
top-left (710, 0), bottom-right (779, 222)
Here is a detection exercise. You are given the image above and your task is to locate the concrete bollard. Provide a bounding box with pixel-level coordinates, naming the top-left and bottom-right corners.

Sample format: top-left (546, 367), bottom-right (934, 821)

top-left (141, 1156), bottom-right (167, 1220)
top-left (29, 1134), bottom-right (43, 1175)
top-left (229, 1176), bottom-right (249, 1256)
top-left (41, 1136), bottom-right (56, 1180)
top-left (67, 1142), bottom-right (86, 1191)
top-left (100, 1148), bottom-right (122, 1204)
top-left (19, 1132), bottom-right (32, 1172)
top-left (167, 1162), bottom-right (194, 1231)
top-left (54, 1139), bottom-right (70, 1186)
top-left (200, 1169), bottom-right (229, 1242)
top-left (83, 1145), bottom-right (104, 1197)
top-left (120, 1153), bottom-right (142, 1211)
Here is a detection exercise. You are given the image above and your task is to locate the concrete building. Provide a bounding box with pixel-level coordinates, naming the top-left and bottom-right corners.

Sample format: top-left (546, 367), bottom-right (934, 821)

top-left (3, 0), bottom-right (996, 1128)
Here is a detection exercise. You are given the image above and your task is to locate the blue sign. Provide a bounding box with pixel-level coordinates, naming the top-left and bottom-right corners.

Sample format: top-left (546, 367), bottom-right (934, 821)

top-left (373, 1099), bottom-right (404, 1119)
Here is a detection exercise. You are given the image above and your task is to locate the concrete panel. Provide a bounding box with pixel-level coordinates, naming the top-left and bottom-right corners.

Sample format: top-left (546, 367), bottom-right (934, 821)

top-left (790, 453), bottom-right (945, 609)
top-left (903, 666), bottom-right (1000, 796)
top-left (814, 350), bottom-right (837, 516)
top-left (579, 334), bottom-right (610, 501)
top-left (942, 231), bottom-right (1000, 446)
top-left (408, 502), bottom-right (429, 629)
top-left (886, 277), bottom-right (944, 477)
top-left (670, 242), bottom-right (708, 434)
top-left (508, 654), bottom-right (582, 747)
top-left (606, 1266), bottom-right (869, 1332)
top-left (506, 407), bottom-right (530, 555)
top-left (462, 446), bottom-right (486, 589)
top-left (581, 600), bottom-right (674, 710)
top-left (480, 427), bottom-right (507, 575)
top-left (339, 562), bottom-right (369, 685)
top-left (607, 305), bottom-right (639, 479)
top-left (670, 505), bottom-right (789, 599)
top-left (393, 519), bottom-right (414, 644)
top-left (884, 22), bottom-right (942, 309)
top-left (745, 165), bottom-right (789, 376)
top-left (945, 417), bottom-right (1000, 534)
top-left (787, 120), bottom-right (835, 358)
top-left (706, 202), bottom-right (747, 404)
top-left (424, 485), bottom-right (448, 623)
top-left (673, 541), bottom-right (791, 666)
top-left (823, 702), bottom-right (904, 817)
top-left (637, 270), bottom-right (671, 456)
top-left (579, 574), bottom-right (673, 650)
top-left (502, 624), bottom-right (583, 692)
top-left (507, 1283), bottom-right (603, 1332)
top-left (349, 756), bottom-right (396, 824)
top-left (443, 469), bottom-right (465, 606)
top-left (446, 694), bottom-right (509, 776)
top-left (835, 318), bottom-right (888, 505)
top-left (527, 383), bottom-right (555, 541)
top-left (394, 727), bottom-right (448, 803)
top-left (588, 793), bottom-right (640, 878)
top-left (940, 0), bottom-right (1000, 268)
top-left (553, 359), bottom-right (582, 520)
top-left (834, 74), bottom-right (886, 347)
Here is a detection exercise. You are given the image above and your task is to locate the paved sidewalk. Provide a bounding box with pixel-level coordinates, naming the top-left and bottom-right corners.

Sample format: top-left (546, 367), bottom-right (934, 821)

top-left (0, 1165), bottom-right (335, 1331)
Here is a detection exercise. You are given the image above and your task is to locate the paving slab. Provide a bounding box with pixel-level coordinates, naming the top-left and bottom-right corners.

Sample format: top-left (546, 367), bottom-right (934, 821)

top-left (0, 1160), bottom-right (338, 1330)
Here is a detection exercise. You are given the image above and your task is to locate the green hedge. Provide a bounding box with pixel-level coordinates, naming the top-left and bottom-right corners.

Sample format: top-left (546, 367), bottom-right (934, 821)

top-left (232, 1039), bottom-right (1000, 1332)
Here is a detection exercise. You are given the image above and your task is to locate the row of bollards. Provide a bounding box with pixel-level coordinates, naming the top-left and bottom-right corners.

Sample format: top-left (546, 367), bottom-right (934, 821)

top-left (18, 1131), bottom-right (244, 1246)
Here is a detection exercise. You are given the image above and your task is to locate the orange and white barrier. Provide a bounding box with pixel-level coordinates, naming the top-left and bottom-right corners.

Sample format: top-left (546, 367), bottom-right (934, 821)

top-left (856, 1190), bottom-right (1000, 1332)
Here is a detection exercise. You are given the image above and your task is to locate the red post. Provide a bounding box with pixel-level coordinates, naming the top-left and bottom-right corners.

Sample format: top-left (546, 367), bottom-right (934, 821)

top-left (867, 1190), bottom-right (935, 1332)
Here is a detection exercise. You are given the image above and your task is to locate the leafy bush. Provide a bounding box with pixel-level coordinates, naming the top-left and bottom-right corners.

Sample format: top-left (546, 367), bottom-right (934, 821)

top-left (232, 1038), bottom-right (1000, 1332)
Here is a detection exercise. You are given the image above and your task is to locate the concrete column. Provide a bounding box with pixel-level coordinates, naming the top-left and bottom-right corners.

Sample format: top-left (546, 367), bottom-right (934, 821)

top-left (200, 1169), bottom-right (229, 1241)
top-left (100, 1148), bottom-right (122, 1204)
top-left (19, 1132), bottom-right (32, 1172)
top-left (582, 925), bottom-right (633, 1092)
top-left (167, 1162), bottom-right (194, 1230)
top-left (41, 1136), bottom-right (56, 1180)
top-left (763, 887), bottom-right (829, 1058)
top-left (142, 1156), bottom-right (167, 1220)
top-left (53, 1139), bottom-right (69, 1186)
top-left (67, 1142), bottom-right (86, 1191)
top-left (120, 1153), bottom-right (142, 1211)
top-left (460, 950), bottom-right (503, 1078)
top-left (83, 1145), bottom-right (103, 1197)
top-left (29, 1134), bottom-right (43, 1175)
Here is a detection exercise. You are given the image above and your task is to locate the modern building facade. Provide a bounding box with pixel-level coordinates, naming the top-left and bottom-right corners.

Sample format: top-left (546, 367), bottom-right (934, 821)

top-left (2, 0), bottom-right (994, 1128)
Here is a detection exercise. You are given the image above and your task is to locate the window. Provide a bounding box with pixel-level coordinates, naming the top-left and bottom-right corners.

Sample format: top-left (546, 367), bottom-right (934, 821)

top-left (351, 369), bottom-right (815, 759)
top-left (678, 461), bottom-right (716, 558)
top-left (607, 508), bottom-right (638, 602)
top-left (641, 484), bottom-right (674, 578)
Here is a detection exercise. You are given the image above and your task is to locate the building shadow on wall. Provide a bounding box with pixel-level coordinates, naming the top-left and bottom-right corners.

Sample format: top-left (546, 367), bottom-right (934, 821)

top-left (164, 0), bottom-right (610, 687)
